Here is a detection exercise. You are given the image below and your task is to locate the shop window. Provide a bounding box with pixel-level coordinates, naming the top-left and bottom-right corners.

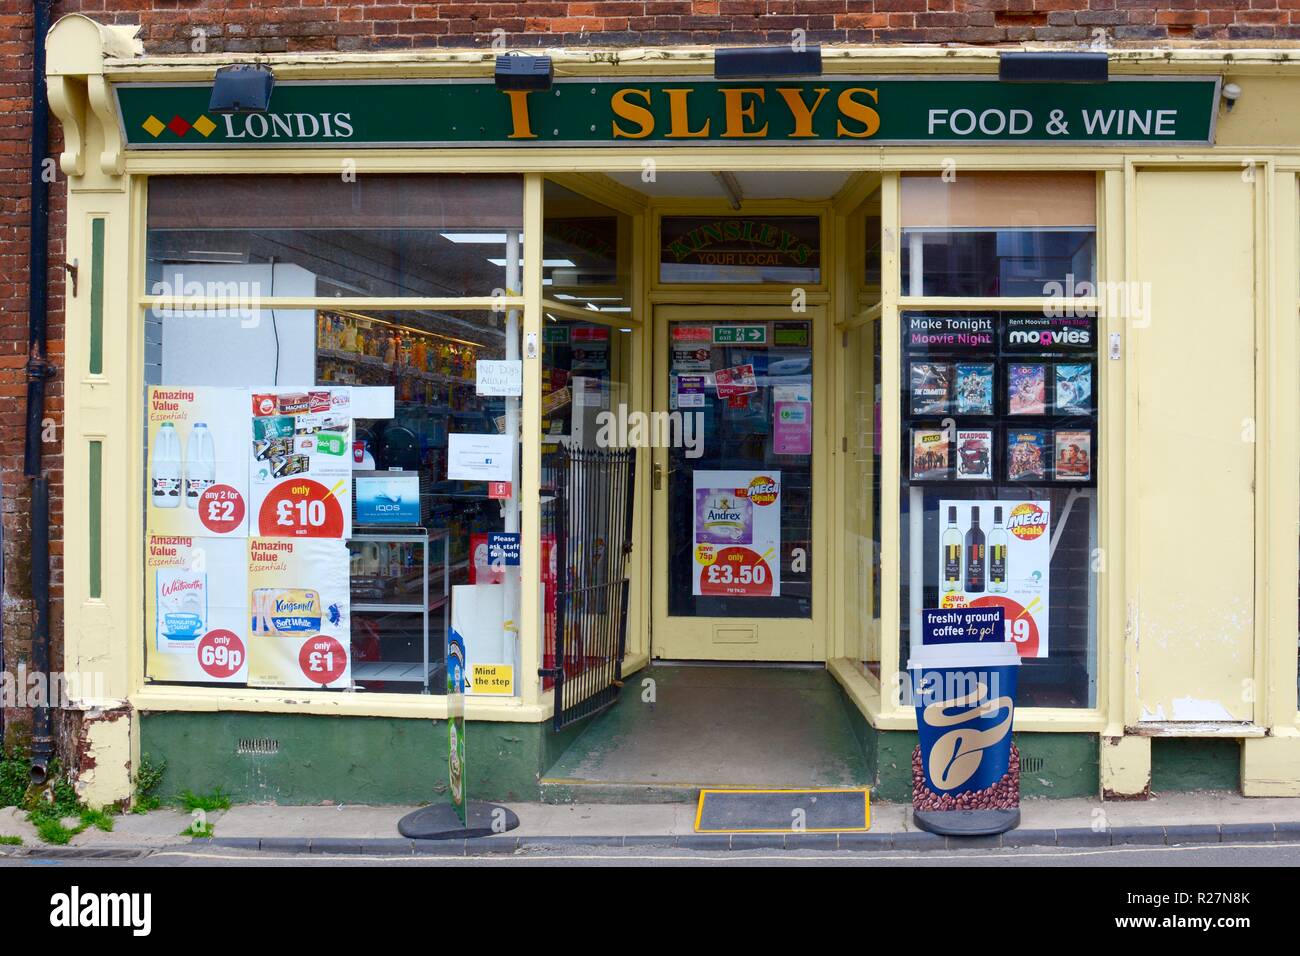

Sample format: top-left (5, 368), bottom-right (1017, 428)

top-left (540, 182), bottom-right (637, 675)
top-left (146, 174), bottom-right (523, 299)
top-left (844, 319), bottom-right (882, 676)
top-left (142, 174), bottom-right (525, 697)
top-left (899, 310), bottom-right (1099, 709)
top-left (901, 173), bottom-right (1096, 297)
top-left (659, 215), bottom-right (820, 284)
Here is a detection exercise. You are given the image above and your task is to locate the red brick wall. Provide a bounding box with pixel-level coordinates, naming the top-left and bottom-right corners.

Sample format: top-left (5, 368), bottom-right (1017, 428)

top-left (0, 0), bottom-right (1292, 752)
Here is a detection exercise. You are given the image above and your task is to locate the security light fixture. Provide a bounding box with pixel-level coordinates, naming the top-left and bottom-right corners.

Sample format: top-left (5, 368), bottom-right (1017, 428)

top-left (495, 54), bottom-right (553, 92)
top-left (998, 51), bottom-right (1108, 84)
top-left (208, 64), bottom-right (276, 115)
top-left (714, 45), bottom-right (822, 79)
top-left (1222, 82), bottom-right (1242, 112)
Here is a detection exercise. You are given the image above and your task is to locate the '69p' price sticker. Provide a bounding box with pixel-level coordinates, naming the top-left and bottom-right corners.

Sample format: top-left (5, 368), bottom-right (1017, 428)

top-left (197, 629), bottom-right (246, 680)
top-left (299, 635), bottom-right (347, 685)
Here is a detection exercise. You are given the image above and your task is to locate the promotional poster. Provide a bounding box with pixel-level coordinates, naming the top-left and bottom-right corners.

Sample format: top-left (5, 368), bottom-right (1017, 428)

top-left (145, 535), bottom-right (250, 684)
top-left (692, 470), bottom-right (781, 598)
top-left (937, 499), bottom-right (1051, 658)
top-left (247, 537), bottom-right (352, 688)
top-left (249, 387), bottom-right (354, 539)
top-left (147, 387), bottom-right (251, 538)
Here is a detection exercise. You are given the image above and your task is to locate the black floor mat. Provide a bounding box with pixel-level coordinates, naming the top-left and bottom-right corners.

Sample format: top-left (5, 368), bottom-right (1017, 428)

top-left (695, 788), bottom-right (870, 833)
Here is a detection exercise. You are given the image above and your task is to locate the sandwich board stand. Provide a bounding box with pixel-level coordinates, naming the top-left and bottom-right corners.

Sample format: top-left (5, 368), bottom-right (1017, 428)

top-left (909, 608), bottom-right (1021, 837)
top-left (397, 631), bottom-right (519, 840)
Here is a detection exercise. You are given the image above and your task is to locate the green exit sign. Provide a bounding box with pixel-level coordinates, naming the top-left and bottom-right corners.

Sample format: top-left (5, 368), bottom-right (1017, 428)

top-left (713, 326), bottom-right (767, 345)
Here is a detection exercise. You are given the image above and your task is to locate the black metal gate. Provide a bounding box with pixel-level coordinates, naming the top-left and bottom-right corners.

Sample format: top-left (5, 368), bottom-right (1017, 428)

top-left (540, 446), bottom-right (637, 731)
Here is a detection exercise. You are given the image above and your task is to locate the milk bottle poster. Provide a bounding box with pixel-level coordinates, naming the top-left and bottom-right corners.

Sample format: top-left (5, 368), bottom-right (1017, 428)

top-left (937, 499), bottom-right (1051, 658)
top-left (146, 387), bottom-right (250, 538)
top-left (247, 537), bottom-right (351, 689)
top-left (145, 535), bottom-right (249, 684)
top-left (249, 387), bottom-right (353, 539)
top-left (692, 470), bottom-right (781, 598)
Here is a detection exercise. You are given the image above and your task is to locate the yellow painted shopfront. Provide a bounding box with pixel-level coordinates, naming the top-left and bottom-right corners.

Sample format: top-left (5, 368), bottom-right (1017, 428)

top-left (47, 13), bottom-right (1300, 806)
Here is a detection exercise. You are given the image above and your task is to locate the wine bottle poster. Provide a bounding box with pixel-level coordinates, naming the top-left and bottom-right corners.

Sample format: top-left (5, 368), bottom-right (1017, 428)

top-left (936, 499), bottom-right (1051, 658)
top-left (248, 386), bottom-right (354, 539)
top-left (145, 534), bottom-right (250, 684)
top-left (692, 470), bottom-right (782, 598)
top-left (246, 537), bottom-right (352, 689)
top-left (146, 386), bottom-right (251, 538)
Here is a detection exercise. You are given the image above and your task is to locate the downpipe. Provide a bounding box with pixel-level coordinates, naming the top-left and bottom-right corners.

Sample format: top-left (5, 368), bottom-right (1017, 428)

top-left (24, 0), bottom-right (56, 785)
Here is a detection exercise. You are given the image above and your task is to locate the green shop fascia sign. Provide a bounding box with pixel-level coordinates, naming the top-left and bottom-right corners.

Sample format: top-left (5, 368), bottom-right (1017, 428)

top-left (117, 76), bottom-right (1220, 149)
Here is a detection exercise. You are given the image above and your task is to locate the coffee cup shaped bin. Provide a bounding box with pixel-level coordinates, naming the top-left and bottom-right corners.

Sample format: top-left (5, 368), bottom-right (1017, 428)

top-left (908, 641), bottom-right (1021, 837)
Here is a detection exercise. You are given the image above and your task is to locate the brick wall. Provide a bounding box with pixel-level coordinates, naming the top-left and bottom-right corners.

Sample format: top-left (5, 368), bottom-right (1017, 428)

top-left (0, 0), bottom-right (1292, 754)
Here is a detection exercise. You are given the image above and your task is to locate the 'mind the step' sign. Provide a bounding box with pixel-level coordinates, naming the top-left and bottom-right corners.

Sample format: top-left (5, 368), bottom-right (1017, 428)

top-left (117, 76), bottom-right (1220, 149)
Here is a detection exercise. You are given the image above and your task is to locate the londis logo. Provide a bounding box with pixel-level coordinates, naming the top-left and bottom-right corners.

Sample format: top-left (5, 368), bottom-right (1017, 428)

top-left (1007, 502), bottom-right (1047, 541)
top-left (745, 476), bottom-right (779, 506)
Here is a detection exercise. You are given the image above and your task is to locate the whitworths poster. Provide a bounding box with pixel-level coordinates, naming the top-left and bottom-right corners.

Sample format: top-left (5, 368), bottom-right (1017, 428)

top-left (691, 470), bottom-right (781, 598)
top-left (938, 498), bottom-right (1051, 658)
top-left (247, 537), bottom-right (351, 689)
top-left (249, 387), bottom-right (353, 539)
top-left (145, 535), bottom-right (249, 684)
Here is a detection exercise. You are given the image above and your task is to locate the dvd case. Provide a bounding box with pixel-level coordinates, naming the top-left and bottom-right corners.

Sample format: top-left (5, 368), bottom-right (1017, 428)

top-left (910, 362), bottom-right (952, 416)
top-left (1008, 363), bottom-right (1047, 415)
top-left (1007, 428), bottom-right (1048, 481)
top-left (954, 363), bottom-right (995, 416)
top-left (911, 427), bottom-right (950, 481)
top-left (1054, 429), bottom-right (1092, 480)
top-left (1054, 363), bottom-right (1092, 415)
top-left (955, 428), bottom-right (994, 480)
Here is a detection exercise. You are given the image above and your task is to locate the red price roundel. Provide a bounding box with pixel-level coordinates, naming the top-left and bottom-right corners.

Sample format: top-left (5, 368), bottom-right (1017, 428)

top-left (258, 478), bottom-right (345, 538)
top-left (970, 595), bottom-right (1040, 658)
top-left (699, 546), bottom-right (775, 597)
top-left (299, 635), bottom-right (347, 685)
top-left (197, 629), bottom-right (246, 680)
top-left (198, 484), bottom-right (246, 534)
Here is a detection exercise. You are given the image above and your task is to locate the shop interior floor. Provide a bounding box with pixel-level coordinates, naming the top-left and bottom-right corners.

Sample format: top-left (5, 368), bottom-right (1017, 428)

top-left (541, 663), bottom-right (871, 800)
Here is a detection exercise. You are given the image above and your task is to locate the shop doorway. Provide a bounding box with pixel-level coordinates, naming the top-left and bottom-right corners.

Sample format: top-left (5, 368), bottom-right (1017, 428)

top-left (650, 305), bottom-right (829, 661)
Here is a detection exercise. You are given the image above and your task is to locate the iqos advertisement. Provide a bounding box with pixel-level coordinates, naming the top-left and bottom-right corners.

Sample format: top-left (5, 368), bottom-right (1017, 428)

top-left (691, 470), bottom-right (781, 598)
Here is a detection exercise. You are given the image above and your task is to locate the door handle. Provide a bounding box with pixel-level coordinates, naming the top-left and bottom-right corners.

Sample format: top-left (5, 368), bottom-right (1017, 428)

top-left (653, 460), bottom-right (675, 491)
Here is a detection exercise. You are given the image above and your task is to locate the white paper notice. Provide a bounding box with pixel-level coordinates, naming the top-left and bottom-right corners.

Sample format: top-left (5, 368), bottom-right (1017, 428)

top-left (448, 433), bottom-right (514, 481)
top-left (475, 360), bottom-right (523, 396)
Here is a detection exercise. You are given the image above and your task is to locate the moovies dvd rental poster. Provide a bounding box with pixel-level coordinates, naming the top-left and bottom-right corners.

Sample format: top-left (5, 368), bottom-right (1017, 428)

top-left (692, 470), bottom-right (781, 598)
top-left (937, 498), bottom-right (1051, 658)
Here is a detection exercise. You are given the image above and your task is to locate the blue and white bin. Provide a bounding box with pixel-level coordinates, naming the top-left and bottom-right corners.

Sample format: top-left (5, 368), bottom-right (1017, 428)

top-left (908, 641), bottom-right (1021, 836)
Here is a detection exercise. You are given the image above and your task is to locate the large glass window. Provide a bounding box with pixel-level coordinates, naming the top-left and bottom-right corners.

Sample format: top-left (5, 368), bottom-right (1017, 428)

top-left (901, 173), bottom-right (1096, 297)
top-left (142, 174), bottom-right (525, 697)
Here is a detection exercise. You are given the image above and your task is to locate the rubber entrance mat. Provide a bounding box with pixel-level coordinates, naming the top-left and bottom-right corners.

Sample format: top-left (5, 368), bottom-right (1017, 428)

top-left (695, 788), bottom-right (870, 833)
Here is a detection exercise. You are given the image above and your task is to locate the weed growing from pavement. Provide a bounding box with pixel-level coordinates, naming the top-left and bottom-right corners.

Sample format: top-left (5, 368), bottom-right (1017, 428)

top-left (0, 835), bottom-right (21, 845)
top-left (133, 752), bottom-right (166, 813)
top-left (181, 788), bottom-right (231, 813)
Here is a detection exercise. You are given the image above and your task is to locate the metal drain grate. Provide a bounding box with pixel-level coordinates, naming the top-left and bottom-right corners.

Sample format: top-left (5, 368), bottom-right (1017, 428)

top-left (1021, 756), bottom-right (1045, 773)
top-left (236, 737), bottom-right (279, 755)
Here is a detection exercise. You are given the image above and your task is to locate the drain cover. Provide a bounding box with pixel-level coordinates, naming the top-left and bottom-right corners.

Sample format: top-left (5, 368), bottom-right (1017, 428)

top-left (695, 788), bottom-right (870, 834)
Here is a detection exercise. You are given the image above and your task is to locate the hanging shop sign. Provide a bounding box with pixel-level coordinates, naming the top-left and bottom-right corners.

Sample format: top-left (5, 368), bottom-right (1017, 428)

top-left (938, 499), bottom-right (1050, 658)
top-left (118, 77), bottom-right (1219, 148)
top-left (692, 470), bottom-right (782, 598)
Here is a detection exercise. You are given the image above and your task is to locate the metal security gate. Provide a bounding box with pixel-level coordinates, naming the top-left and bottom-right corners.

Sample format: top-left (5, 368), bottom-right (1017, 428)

top-left (541, 446), bottom-right (637, 731)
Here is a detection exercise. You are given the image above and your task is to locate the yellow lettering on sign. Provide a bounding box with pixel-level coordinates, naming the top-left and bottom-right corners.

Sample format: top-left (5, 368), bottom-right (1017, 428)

top-left (501, 89), bottom-right (537, 140)
top-left (721, 88), bottom-right (768, 138)
top-left (611, 87), bottom-right (655, 139)
top-left (835, 87), bottom-right (881, 139)
top-left (666, 88), bottom-right (710, 138)
top-left (777, 87), bottom-right (830, 138)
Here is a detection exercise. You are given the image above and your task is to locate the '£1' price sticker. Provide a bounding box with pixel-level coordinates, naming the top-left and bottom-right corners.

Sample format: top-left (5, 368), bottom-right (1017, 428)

top-left (299, 636), bottom-right (347, 686)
